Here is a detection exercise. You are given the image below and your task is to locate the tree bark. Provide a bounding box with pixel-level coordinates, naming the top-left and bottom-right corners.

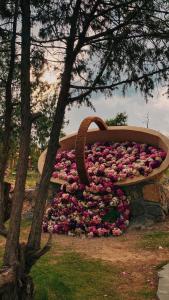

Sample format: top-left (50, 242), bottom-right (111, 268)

top-left (3, 0), bottom-right (32, 267)
top-left (0, 269), bottom-right (34, 300)
top-left (0, 0), bottom-right (18, 226)
top-left (27, 0), bottom-right (82, 251)
top-left (0, 0), bottom-right (34, 297)
top-left (27, 98), bottom-right (66, 251)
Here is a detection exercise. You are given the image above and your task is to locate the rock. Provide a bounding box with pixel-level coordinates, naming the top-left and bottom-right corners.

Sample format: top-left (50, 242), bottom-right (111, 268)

top-left (130, 199), bottom-right (145, 218)
top-left (144, 201), bottom-right (165, 221)
top-left (143, 181), bottom-right (169, 214)
top-left (130, 215), bottom-right (155, 230)
top-left (157, 263), bottom-right (169, 300)
top-left (143, 183), bottom-right (161, 202)
top-left (124, 177), bottom-right (168, 225)
top-left (130, 199), bottom-right (165, 225)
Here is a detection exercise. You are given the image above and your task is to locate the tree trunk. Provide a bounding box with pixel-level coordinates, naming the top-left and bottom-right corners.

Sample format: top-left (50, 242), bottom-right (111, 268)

top-left (27, 98), bottom-right (67, 251)
top-left (3, 0), bottom-right (31, 266)
top-left (0, 273), bottom-right (34, 300)
top-left (0, 0), bottom-right (18, 225)
top-left (4, 182), bottom-right (12, 222)
top-left (27, 0), bottom-right (82, 252)
top-left (0, 0), bottom-right (33, 297)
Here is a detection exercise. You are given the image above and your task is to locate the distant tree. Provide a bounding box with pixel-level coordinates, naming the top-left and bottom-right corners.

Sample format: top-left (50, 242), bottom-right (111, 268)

top-left (106, 112), bottom-right (128, 126)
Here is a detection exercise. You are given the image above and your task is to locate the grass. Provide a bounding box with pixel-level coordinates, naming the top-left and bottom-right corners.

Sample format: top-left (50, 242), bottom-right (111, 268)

top-left (31, 250), bottom-right (155, 300)
top-left (31, 252), bottom-right (121, 300)
top-left (0, 244), bottom-right (153, 300)
top-left (139, 231), bottom-right (169, 250)
top-left (130, 289), bottom-right (155, 299)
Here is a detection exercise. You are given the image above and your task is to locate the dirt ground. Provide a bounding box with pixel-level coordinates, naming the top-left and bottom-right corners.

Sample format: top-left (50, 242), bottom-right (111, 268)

top-left (47, 217), bottom-right (169, 299)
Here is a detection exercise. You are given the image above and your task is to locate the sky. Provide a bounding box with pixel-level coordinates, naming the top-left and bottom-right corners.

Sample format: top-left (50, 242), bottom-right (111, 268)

top-left (64, 86), bottom-right (169, 137)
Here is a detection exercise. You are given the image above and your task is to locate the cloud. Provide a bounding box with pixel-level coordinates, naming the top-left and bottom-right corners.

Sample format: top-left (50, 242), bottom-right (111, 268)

top-left (64, 87), bottom-right (169, 137)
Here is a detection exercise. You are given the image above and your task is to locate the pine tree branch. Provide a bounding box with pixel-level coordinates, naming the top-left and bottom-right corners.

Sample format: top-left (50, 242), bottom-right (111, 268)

top-left (69, 67), bottom-right (169, 102)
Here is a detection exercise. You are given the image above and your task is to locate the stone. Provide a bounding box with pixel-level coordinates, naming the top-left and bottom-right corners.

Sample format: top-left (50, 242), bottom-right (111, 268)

top-left (144, 201), bottom-right (165, 221)
top-left (123, 176), bottom-right (169, 225)
top-left (128, 193), bottom-right (165, 224)
top-left (157, 263), bottom-right (169, 300)
top-left (159, 185), bottom-right (169, 214)
top-left (130, 200), bottom-right (145, 218)
top-left (143, 183), bottom-right (161, 202)
top-left (130, 216), bottom-right (154, 230)
top-left (143, 180), bottom-right (169, 214)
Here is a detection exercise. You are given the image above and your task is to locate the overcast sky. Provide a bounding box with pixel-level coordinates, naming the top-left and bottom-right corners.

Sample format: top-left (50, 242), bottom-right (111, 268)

top-left (64, 86), bottom-right (169, 137)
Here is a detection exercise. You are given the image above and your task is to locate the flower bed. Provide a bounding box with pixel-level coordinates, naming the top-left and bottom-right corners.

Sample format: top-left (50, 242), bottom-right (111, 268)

top-left (43, 141), bottom-right (166, 237)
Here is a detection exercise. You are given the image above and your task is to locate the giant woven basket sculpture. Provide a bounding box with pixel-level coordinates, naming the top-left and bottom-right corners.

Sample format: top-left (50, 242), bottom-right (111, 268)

top-left (38, 116), bottom-right (169, 186)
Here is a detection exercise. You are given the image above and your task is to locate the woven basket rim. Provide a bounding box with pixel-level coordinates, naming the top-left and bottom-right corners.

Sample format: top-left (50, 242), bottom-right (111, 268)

top-left (38, 125), bottom-right (169, 186)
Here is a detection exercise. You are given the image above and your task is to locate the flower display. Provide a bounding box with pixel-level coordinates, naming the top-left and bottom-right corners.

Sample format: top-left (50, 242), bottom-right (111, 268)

top-left (43, 141), bottom-right (166, 237)
top-left (43, 184), bottom-right (130, 237)
top-left (52, 141), bottom-right (166, 183)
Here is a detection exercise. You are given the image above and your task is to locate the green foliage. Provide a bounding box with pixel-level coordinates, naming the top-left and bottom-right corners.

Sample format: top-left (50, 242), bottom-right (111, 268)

top-left (34, 0), bottom-right (169, 105)
top-left (106, 112), bottom-right (128, 126)
top-left (102, 208), bottom-right (121, 222)
top-left (1, 0), bottom-right (169, 167)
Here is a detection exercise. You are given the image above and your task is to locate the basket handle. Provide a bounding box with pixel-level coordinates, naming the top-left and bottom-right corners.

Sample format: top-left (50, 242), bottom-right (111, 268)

top-left (75, 116), bottom-right (108, 185)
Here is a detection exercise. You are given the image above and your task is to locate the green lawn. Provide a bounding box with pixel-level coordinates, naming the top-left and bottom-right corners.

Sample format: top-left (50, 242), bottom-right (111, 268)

top-left (32, 252), bottom-right (121, 300)
top-left (31, 250), bottom-right (154, 300)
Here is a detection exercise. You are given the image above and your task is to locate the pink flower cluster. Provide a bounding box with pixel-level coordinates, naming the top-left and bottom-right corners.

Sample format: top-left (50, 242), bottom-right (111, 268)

top-left (43, 141), bottom-right (166, 237)
top-left (52, 141), bottom-right (166, 183)
top-left (43, 184), bottom-right (130, 237)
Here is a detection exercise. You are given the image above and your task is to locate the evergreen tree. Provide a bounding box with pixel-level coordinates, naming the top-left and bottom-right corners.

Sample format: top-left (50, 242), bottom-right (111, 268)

top-left (106, 113), bottom-right (128, 126)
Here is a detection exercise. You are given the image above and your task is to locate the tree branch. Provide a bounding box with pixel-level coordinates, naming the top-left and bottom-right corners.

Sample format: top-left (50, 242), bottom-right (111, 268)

top-left (69, 67), bottom-right (169, 102)
top-left (30, 231), bottom-right (52, 260)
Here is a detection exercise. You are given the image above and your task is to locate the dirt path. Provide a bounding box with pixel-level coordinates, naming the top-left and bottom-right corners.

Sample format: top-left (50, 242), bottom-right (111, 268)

top-left (51, 221), bottom-right (169, 264)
